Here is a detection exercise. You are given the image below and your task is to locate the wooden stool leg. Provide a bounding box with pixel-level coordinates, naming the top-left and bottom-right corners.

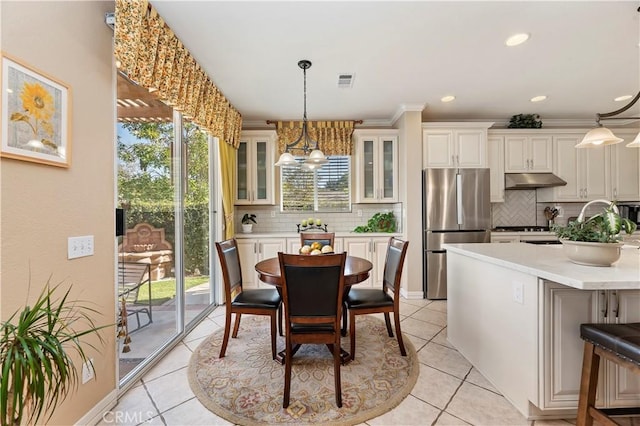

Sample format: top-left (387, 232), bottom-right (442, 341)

top-left (577, 342), bottom-right (599, 426)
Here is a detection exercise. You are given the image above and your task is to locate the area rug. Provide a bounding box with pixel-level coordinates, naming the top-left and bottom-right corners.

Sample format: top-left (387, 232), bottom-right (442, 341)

top-left (188, 315), bottom-right (418, 425)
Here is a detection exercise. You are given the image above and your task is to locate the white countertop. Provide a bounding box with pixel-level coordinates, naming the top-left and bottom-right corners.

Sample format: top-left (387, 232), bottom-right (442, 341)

top-left (234, 232), bottom-right (402, 239)
top-left (443, 242), bottom-right (640, 290)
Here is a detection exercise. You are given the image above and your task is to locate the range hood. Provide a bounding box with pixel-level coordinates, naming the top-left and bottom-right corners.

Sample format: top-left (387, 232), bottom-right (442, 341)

top-left (505, 173), bottom-right (567, 189)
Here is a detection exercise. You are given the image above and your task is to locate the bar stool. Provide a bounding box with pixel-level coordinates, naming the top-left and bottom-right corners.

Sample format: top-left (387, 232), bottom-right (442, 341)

top-left (576, 323), bottom-right (640, 426)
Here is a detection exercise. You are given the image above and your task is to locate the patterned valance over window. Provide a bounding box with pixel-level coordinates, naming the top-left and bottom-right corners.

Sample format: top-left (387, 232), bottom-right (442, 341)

top-left (274, 121), bottom-right (356, 156)
top-left (114, 0), bottom-right (242, 148)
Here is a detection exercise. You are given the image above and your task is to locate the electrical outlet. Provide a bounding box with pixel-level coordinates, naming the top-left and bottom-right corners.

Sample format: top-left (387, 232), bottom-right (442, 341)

top-left (512, 282), bottom-right (524, 304)
top-left (82, 358), bottom-right (95, 384)
top-left (357, 210), bottom-right (362, 217)
top-left (68, 235), bottom-right (94, 259)
top-left (554, 206), bottom-right (564, 218)
top-left (270, 210), bottom-right (275, 217)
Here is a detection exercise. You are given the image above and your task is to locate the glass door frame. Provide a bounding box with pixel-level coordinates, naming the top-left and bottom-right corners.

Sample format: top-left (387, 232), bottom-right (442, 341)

top-left (118, 111), bottom-right (220, 390)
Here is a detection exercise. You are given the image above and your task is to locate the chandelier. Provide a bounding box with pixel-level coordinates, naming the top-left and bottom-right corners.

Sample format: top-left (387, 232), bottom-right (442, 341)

top-left (274, 60), bottom-right (328, 169)
top-left (576, 90), bottom-right (640, 148)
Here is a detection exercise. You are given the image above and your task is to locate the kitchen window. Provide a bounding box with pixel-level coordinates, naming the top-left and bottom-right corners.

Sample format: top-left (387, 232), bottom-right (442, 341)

top-left (280, 156), bottom-right (351, 212)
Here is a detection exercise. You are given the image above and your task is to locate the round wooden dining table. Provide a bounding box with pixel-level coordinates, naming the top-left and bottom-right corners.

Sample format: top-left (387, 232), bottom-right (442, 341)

top-left (254, 255), bottom-right (373, 364)
top-left (255, 255), bottom-right (373, 287)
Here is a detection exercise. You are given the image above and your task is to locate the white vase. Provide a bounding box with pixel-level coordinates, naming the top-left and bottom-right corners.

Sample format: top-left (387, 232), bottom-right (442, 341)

top-left (560, 239), bottom-right (623, 267)
top-left (242, 224), bottom-right (253, 233)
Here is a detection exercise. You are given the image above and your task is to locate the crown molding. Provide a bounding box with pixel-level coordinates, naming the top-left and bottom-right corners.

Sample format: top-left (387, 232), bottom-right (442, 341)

top-left (390, 103), bottom-right (426, 126)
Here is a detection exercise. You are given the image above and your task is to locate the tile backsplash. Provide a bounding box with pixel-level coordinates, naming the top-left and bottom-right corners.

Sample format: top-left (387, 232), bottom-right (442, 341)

top-left (492, 190), bottom-right (537, 227)
top-left (492, 189), bottom-right (617, 228)
top-left (235, 203), bottom-right (403, 234)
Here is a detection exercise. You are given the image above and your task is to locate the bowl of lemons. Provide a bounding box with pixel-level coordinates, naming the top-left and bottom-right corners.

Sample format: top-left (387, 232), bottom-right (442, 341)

top-left (299, 241), bottom-right (334, 255)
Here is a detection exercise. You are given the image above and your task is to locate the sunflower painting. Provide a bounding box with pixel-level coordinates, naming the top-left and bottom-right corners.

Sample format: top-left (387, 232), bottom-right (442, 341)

top-left (2, 54), bottom-right (70, 167)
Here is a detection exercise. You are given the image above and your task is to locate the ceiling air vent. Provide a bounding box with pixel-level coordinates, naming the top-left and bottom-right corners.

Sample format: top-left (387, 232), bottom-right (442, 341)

top-left (337, 73), bottom-right (354, 88)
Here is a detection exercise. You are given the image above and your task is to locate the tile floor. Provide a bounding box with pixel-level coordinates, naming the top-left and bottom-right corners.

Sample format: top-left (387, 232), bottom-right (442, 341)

top-left (102, 298), bottom-right (637, 426)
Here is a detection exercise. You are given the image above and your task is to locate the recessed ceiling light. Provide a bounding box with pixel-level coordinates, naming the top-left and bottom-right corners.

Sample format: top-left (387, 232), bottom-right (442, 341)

top-left (614, 95), bottom-right (633, 102)
top-left (441, 95), bottom-right (455, 103)
top-left (530, 95), bottom-right (547, 102)
top-left (505, 33), bottom-right (530, 47)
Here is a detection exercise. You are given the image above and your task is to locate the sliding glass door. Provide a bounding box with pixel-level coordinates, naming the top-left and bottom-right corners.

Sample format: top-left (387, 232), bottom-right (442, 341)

top-left (116, 73), bottom-right (216, 384)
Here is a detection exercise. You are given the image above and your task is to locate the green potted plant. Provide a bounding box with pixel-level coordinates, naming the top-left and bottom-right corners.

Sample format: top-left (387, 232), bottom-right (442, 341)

top-left (353, 211), bottom-right (397, 233)
top-left (1, 281), bottom-right (107, 426)
top-left (552, 200), bottom-right (637, 266)
top-left (241, 213), bottom-right (256, 233)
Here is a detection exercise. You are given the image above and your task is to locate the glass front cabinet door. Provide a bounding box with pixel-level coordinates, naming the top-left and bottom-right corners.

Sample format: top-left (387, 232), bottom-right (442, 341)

top-left (235, 130), bottom-right (276, 205)
top-left (354, 130), bottom-right (398, 203)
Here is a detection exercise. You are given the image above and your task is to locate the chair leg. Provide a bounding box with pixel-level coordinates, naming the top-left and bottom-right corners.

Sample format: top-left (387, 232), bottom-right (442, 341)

top-left (219, 310), bottom-right (233, 358)
top-left (333, 337), bottom-right (342, 408)
top-left (349, 311), bottom-right (357, 361)
top-left (577, 342), bottom-right (600, 426)
top-left (384, 312), bottom-right (393, 337)
top-left (278, 305), bottom-right (283, 337)
top-left (283, 338), bottom-right (292, 408)
top-left (341, 302), bottom-right (348, 336)
top-left (393, 310), bottom-right (407, 356)
top-left (270, 312), bottom-right (277, 360)
top-left (232, 313), bottom-right (242, 338)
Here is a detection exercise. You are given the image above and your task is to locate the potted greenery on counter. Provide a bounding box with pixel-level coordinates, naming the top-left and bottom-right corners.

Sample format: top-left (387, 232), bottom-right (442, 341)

top-left (353, 211), bottom-right (397, 233)
top-left (241, 213), bottom-right (256, 233)
top-left (552, 200), bottom-right (636, 267)
top-left (1, 281), bottom-right (107, 426)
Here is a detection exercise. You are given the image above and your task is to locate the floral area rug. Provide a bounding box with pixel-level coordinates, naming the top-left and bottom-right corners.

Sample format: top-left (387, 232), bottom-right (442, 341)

top-left (188, 315), bottom-right (419, 425)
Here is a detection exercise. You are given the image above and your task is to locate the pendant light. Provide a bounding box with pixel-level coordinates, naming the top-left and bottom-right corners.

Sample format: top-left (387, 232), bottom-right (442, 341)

top-left (275, 60), bottom-right (328, 168)
top-left (576, 90), bottom-right (640, 148)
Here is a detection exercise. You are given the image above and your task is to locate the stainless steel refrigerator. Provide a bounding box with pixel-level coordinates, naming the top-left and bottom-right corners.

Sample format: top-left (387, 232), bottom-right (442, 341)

top-left (423, 168), bottom-right (491, 299)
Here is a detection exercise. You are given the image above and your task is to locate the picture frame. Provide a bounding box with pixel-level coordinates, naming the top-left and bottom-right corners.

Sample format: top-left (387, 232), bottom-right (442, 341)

top-left (1, 53), bottom-right (71, 167)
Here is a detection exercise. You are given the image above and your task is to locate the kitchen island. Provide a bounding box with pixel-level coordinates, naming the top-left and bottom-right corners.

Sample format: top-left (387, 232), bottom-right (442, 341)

top-left (443, 243), bottom-right (640, 420)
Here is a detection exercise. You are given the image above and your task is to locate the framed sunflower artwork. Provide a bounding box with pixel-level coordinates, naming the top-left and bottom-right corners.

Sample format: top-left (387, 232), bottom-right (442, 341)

top-left (1, 53), bottom-right (71, 167)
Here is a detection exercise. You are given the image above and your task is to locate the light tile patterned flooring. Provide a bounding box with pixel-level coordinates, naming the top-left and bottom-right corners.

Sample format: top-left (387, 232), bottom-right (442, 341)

top-left (102, 298), bottom-right (637, 426)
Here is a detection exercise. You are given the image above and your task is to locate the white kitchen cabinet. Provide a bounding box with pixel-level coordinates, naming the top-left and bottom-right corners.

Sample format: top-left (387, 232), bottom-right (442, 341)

top-left (542, 282), bottom-right (640, 410)
top-left (490, 233), bottom-right (520, 243)
top-left (488, 136), bottom-right (505, 202)
top-left (422, 123), bottom-right (493, 169)
top-left (353, 130), bottom-right (398, 203)
top-left (610, 137), bottom-right (640, 201)
top-left (235, 130), bottom-right (276, 205)
top-left (538, 135), bottom-right (609, 202)
top-left (236, 237), bottom-right (286, 289)
top-left (504, 134), bottom-right (553, 173)
top-left (343, 236), bottom-right (390, 287)
top-left (605, 290), bottom-right (640, 407)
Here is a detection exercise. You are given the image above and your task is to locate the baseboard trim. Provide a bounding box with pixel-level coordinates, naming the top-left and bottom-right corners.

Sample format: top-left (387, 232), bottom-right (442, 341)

top-left (75, 389), bottom-right (118, 426)
top-left (401, 289), bottom-right (424, 299)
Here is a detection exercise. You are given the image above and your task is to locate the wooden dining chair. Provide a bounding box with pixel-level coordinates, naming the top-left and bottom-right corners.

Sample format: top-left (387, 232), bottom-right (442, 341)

top-left (345, 237), bottom-right (409, 359)
top-left (215, 239), bottom-right (282, 359)
top-left (278, 252), bottom-right (347, 408)
top-left (299, 232), bottom-right (335, 248)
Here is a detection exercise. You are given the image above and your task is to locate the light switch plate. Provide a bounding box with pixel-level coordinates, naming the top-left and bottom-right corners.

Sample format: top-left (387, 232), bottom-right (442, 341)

top-left (68, 235), bottom-right (94, 259)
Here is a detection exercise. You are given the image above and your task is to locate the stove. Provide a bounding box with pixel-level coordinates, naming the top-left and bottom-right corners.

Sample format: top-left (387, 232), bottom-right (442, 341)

top-left (493, 226), bottom-right (551, 232)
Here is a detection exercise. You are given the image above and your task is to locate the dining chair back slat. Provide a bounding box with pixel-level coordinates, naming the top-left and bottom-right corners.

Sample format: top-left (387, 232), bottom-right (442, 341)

top-left (345, 237), bottom-right (409, 359)
top-left (215, 239), bottom-right (282, 359)
top-left (278, 252), bottom-right (346, 408)
top-left (299, 232), bottom-right (335, 248)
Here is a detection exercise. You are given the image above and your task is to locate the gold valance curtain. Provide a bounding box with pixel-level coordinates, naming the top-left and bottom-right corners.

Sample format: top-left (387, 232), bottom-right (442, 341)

top-left (275, 121), bottom-right (356, 156)
top-left (114, 0), bottom-right (242, 148)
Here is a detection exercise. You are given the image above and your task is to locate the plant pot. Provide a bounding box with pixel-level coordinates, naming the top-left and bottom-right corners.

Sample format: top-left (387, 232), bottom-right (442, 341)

top-left (242, 224), bottom-right (253, 233)
top-left (560, 239), bottom-right (624, 267)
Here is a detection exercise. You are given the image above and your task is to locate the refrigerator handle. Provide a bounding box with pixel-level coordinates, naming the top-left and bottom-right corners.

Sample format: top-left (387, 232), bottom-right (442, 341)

top-left (456, 173), bottom-right (462, 225)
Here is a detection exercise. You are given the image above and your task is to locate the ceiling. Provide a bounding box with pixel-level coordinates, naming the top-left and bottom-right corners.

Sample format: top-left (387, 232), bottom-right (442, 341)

top-left (149, 1), bottom-right (640, 128)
